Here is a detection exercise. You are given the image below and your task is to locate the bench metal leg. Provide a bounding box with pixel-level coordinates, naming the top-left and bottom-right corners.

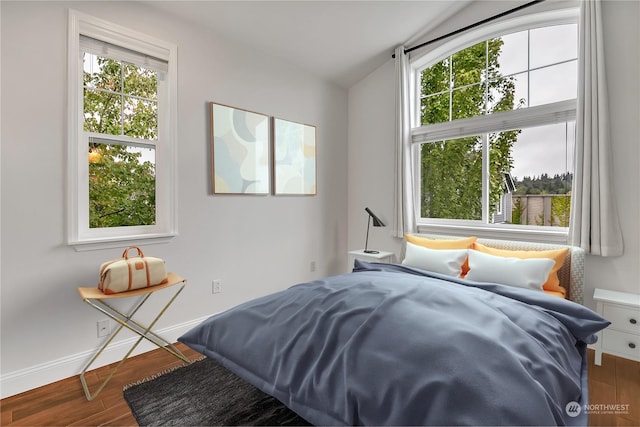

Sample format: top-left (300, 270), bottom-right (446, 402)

top-left (79, 283), bottom-right (189, 401)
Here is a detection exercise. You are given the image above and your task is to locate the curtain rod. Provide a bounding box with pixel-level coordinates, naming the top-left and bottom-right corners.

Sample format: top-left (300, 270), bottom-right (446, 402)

top-left (393, 0), bottom-right (545, 58)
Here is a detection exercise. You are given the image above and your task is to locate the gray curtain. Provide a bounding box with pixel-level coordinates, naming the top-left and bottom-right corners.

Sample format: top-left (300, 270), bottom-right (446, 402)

top-left (393, 46), bottom-right (415, 237)
top-left (569, 0), bottom-right (624, 256)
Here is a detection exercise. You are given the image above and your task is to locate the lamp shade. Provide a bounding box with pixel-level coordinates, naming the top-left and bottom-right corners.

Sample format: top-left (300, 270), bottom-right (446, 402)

top-left (365, 207), bottom-right (385, 227)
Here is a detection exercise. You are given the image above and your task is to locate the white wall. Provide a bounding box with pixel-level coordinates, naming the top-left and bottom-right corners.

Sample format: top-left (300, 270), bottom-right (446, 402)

top-left (0, 1), bottom-right (348, 397)
top-left (347, 59), bottom-right (397, 260)
top-left (348, 0), bottom-right (640, 306)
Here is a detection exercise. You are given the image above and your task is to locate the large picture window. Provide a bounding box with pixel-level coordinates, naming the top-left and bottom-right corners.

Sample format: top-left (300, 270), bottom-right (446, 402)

top-left (411, 12), bottom-right (577, 237)
top-left (68, 10), bottom-right (177, 249)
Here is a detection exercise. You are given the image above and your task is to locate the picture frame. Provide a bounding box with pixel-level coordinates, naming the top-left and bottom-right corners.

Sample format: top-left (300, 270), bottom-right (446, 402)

top-left (210, 102), bottom-right (270, 195)
top-left (272, 118), bottom-right (317, 196)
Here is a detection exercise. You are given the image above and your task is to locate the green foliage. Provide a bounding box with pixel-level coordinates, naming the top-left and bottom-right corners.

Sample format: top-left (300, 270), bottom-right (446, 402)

top-left (551, 195), bottom-right (571, 227)
top-left (513, 173), bottom-right (572, 195)
top-left (421, 137), bottom-right (482, 219)
top-left (89, 144), bottom-right (156, 228)
top-left (84, 54), bottom-right (157, 228)
top-left (419, 38), bottom-right (521, 219)
top-left (511, 197), bottom-right (524, 225)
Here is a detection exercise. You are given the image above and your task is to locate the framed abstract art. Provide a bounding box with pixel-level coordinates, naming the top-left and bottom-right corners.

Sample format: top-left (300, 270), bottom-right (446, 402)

top-left (210, 102), bottom-right (270, 194)
top-left (272, 118), bottom-right (317, 195)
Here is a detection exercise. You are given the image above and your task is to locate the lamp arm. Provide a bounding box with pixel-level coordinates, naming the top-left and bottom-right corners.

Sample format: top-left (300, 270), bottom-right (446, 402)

top-left (364, 215), bottom-right (371, 252)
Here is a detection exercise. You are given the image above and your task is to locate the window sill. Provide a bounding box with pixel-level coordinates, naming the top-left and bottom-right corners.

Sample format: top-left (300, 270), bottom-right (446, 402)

top-left (416, 222), bottom-right (569, 245)
top-left (69, 233), bottom-right (177, 252)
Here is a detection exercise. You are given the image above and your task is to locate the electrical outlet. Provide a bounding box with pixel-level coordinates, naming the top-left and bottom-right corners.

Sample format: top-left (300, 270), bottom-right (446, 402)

top-left (212, 279), bottom-right (222, 294)
top-left (310, 261), bottom-right (316, 272)
top-left (97, 319), bottom-right (110, 337)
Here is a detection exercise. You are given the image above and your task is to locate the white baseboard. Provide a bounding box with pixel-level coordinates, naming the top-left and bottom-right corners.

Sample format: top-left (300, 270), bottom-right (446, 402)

top-left (0, 315), bottom-right (211, 399)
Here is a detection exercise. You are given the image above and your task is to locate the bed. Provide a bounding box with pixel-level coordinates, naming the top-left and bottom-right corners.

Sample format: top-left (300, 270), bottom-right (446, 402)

top-left (179, 235), bottom-right (609, 426)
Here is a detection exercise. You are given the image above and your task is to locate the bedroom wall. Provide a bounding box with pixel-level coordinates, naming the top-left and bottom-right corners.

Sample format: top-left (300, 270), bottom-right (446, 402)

top-left (348, 0), bottom-right (640, 307)
top-left (0, 1), bottom-right (348, 397)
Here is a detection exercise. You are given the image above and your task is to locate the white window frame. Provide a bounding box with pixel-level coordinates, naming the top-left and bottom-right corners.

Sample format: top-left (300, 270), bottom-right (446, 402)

top-left (409, 8), bottom-right (578, 243)
top-left (67, 10), bottom-right (178, 250)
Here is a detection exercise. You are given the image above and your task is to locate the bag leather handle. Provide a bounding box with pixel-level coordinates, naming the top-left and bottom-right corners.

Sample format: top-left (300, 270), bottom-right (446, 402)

top-left (121, 246), bottom-right (144, 259)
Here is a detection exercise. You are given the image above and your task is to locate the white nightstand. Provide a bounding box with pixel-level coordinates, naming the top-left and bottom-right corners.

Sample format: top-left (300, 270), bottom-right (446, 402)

top-left (593, 288), bottom-right (640, 365)
top-left (348, 249), bottom-right (394, 271)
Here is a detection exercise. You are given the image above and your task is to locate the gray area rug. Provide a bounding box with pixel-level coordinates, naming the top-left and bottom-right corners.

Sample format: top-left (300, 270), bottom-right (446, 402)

top-left (123, 357), bottom-right (311, 426)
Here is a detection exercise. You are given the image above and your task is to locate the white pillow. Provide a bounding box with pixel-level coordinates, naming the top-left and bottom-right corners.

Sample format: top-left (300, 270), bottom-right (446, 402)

top-left (465, 249), bottom-right (555, 292)
top-left (402, 242), bottom-right (468, 277)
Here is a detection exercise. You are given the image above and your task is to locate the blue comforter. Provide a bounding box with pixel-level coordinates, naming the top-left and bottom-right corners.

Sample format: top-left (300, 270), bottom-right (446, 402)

top-left (179, 261), bottom-right (609, 426)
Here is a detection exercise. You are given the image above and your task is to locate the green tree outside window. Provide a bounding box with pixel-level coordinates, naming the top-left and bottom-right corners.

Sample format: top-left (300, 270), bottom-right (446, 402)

top-left (83, 54), bottom-right (157, 228)
top-left (419, 39), bottom-right (523, 220)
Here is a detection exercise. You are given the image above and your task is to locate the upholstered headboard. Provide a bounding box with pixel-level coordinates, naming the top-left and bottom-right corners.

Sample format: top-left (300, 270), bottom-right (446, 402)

top-left (402, 234), bottom-right (586, 305)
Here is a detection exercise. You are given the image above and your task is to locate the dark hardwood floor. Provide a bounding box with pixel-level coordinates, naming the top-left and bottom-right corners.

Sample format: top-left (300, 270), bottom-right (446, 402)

top-left (1, 345), bottom-right (638, 426)
top-left (0, 343), bottom-right (201, 426)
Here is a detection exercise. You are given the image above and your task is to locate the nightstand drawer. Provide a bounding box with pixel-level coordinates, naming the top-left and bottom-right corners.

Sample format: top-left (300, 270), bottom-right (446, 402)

top-left (593, 288), bottom-right (640, 365)
top-left (602, 329), bottom-right (640, 359)
top-left (603, 305), bottom-right (640, 333)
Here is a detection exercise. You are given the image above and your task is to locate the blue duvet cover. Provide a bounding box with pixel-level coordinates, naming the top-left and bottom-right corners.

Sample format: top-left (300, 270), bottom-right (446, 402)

top-left (179, 261), bottom-right (609, 426)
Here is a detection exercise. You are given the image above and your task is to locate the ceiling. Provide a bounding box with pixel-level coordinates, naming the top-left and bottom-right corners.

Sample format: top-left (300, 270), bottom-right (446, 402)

top-left (145, 1), bottom-right (472, 88)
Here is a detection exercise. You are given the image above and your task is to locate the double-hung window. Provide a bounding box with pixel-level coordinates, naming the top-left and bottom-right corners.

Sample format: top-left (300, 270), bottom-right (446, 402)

top-left (68, 10), bottom-right (177, 249)
top-left (409, 10), bottom-right (578, 240)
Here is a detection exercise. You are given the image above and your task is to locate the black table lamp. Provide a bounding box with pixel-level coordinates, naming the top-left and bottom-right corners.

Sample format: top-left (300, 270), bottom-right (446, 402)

top-left (364, 207), bottom-right (385, 253)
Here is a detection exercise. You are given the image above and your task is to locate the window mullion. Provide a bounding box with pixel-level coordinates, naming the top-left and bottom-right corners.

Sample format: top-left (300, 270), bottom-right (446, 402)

top-left (484, 40), bottom-right (489, 115)
top-left (411, 99), bottom-right (576, 144)
top-left (120, 62), bottom-right (125, 136)
top-left (527, 29), bottom-right (531, 107)
top-left (482, 134), bottom-right (490, 223)
top-left (448, 57), bottom-right (453, 122)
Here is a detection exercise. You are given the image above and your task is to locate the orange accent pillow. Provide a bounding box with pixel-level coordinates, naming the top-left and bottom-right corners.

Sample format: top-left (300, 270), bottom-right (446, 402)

top-left (543, 289), bottom-right (566, 299)
top-left (405, 235), bottom-right (477, 275)
top-left (472, 243), bottom-right (569, 297)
